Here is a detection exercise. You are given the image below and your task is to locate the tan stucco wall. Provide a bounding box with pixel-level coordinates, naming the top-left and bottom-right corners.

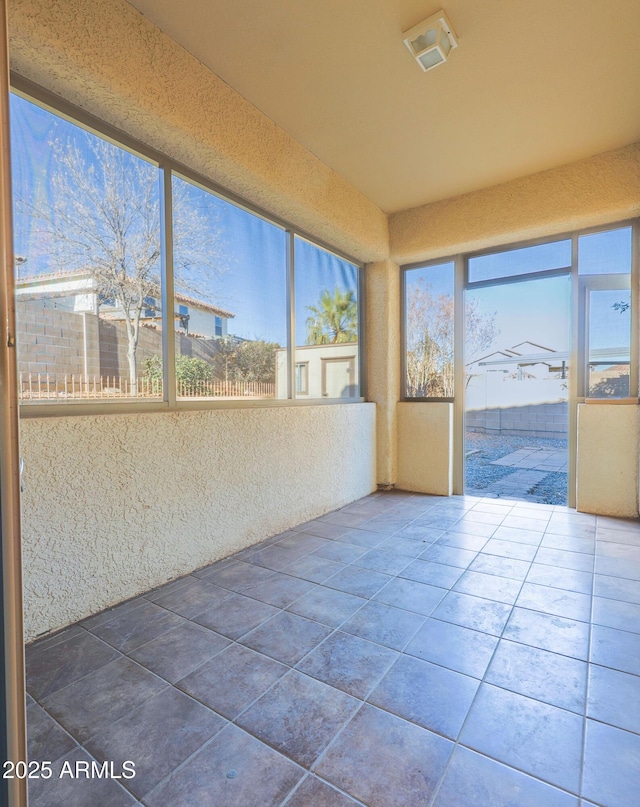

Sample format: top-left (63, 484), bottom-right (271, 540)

top-left (366, 260), bottom-right (400, 486)
top-left (396, 403), bottom-right (452, 496)
top-left (8, 0), bottom-right (388, 264)
top-left (19, 404), bottom-right (376, 641)
top-left (576, 403), bottom-right (639, 517)
top-left (390, 143), bottom-right (640, 265)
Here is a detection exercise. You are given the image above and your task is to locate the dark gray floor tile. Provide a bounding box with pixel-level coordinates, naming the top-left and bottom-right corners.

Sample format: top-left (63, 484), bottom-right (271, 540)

top-left (504, 607), bottom-right (590, 659)
top-left (199, 560), bottom-right (277, 591)
top-left (420, 544), bottom-right (477, 569)
top-left (593, 573), bottom-right (640, 605)
top-left (144, 575), bottom-right (196, 603)
top-left (287, 586), bottom-right (366, 628)
top-left (340, 601), bottom-right (425, 650)
top-left (43, 657), bottom-right (166, 743)
top-left (486, 640), bottom-right (587, 713)
top-left (143, 723), bottom-right (303, 807)
top-left (85, 687), bottom-right (224, 799)
top-left (88, 600), bottom-right (187, 654)
top-left (27, 701), bottom-right (77, 763)
top-left (469, 554), bottom-right (531, 580)
top-left (460, 684), bottom-right (583, 794)
top-left (28, 747), bottom-right (136, 807)
top-left (177, 644), bottom-right (287, 719)
top-left (243, 572), bottom-right (317, 608)
top-left (300, 521), bottom-right (349, 540)
top-left (240, 611), bottom-right (332, 666)
top-left (236, 670), bottom-right (358, 767)
top-left (587, 664), bottom-right (640, 734)
top-left (432, 590), bottom-right (512, 636)
top-left (276, 532), bottom-right (330, 553)
top-left (449, 520), bottom-right (499, 538)
top-left (320, 510), bottom-right (373, 528)
top-left (316, 704), bottom-right (453, 807)
top-left (373, 578), bottom-right (446, 615)
top-left (324, 566), bottom-right (392, 599)
top-left (193, 592), bottom-right (279, 639)
top-left (26, 625), bottom-right (84, 652)
top-left (526, 563), bottom-right (593, 595)
top-left (281, 554), bottom-right (345, 583)
top-left (245, 544), bottom-right (311, 571)
top-left (453, 570), bottom-right (523, 604)
top-left (433, 746), bottom-right (579, 807)
top-left (26, 630), bottom-right (120, 701)
top-left (541, 534), bottom-right (595, 554)
top-left (369, 655), bottom-right (479, 739)
top-left (535, 548), bottom-right (594, 573)
top-left (285, 776), bottom-right (359, 806)
top-left (377, 536), bottom-right (429, 557)
top-left (128, 621), bottom-right (230, 683)
top-left (399, 559), bottom-right (463, 588)
top-left (437, 532), bottom-right (489, 551)
top-left (482, 538), bottom-right (538, 561)
top-left (335, 528), bottom-right (386, 547)
top-left (80, 597), bottom-right (148, 629)
top-left (312, 542), bottom-right (367, 564)
top-left (590, 624), bottom-right (640, 675)
top-left (405, 618), bottom-right (498, 678)
top-left (297, 631), bottom-right (397, 699)
top-left (592, 596), bottom-right (640, 633)
top-left (492, 526), bottom-right (544, 545)
top-left (582, 720), bottom-right (640, 807)
top-left (393, 524), bottom-right (444, 543)
top-left (352, 549), bottom-right (412, 576)
top-left (147, 577), bottom-right (232, 619)
top-left (595, 555), bottom-right (640, 581)
top-left (516, 582), bottom-right (591, 622)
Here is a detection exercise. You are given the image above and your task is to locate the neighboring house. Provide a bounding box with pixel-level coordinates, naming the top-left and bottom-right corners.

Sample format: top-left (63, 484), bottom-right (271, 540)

top-left (468, 341), bottom-right (568, 380)
top-left (15, 268), bottom-right (234, 339)
top-left (275, 342), bottom-right (359, 399)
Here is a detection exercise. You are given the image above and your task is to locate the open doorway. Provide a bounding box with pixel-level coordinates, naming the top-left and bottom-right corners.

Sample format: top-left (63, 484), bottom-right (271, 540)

top-left (463, 242), bottom-right (572, 505)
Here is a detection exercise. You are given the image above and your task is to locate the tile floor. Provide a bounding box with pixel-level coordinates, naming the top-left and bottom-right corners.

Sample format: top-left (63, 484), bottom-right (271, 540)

top-left (25, 491), bottom-right (640, 806)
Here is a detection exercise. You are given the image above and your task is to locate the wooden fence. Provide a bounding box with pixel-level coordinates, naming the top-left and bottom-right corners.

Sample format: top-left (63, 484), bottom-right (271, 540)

top-left (18, 373), bottom-right (275, 400)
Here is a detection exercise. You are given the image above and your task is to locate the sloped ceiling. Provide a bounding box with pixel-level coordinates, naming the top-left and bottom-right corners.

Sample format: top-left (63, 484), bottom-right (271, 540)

top-left (127, 0), bottom-right (640, 213)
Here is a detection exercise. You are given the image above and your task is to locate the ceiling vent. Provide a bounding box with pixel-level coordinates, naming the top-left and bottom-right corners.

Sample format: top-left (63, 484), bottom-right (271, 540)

top-left (402, 10), bottom-right (458, 72)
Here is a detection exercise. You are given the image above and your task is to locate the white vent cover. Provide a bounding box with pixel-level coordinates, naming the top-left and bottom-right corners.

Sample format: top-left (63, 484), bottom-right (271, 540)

top-left (402, 10), bottom-right (458, 72)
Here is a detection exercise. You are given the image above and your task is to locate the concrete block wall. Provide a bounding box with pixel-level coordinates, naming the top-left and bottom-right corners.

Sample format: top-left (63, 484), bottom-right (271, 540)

top-left (466, 402), bottom-right (568, 439)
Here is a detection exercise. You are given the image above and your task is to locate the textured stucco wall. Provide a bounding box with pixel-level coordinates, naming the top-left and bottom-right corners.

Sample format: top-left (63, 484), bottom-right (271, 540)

top-left (8, 0), bottom-right (388, 263)
top-left (366, 260), bottom-right (400, 486)
top-left (576, 404), bottom-right (639, 517)
top-left (19, 404), bottom-right (376, 640)
top-left (396, 403), bottom-right (452, 496)
top-left (390, 143), bottom-right (640, 265)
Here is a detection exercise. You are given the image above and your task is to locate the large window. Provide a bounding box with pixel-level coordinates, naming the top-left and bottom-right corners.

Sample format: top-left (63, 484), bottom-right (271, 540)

top-left (12, 92), bottom-right (163, 401)
top-left (578, 226), bottom-right (633, 398)
top-left (10, 90), bottom-right (362, 408)
top-left (294, 237), bottom-right (360, 399)
top-left (403, 261), bottom-right (455, 398)
top-left (171, 174), bottom-right (287, 399)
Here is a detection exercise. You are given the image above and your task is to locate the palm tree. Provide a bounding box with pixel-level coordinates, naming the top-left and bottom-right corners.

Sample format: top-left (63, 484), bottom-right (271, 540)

top-left (305, 287), bottom-right (358, 344)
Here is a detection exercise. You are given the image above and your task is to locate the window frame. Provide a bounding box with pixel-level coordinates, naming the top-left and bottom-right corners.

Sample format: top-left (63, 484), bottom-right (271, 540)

top-left (12, 75), bottom-right (365, 417)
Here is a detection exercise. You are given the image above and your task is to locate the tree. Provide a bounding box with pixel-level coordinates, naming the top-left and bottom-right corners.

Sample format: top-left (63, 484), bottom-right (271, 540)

top-left (405, 280), bottom-right (497, 396)
top-left (305, 287), bottom-right (357, 345)
top-left (24, 128), bottom-right (217, 394)
top-left (213, 339), bottom-right (279, 384)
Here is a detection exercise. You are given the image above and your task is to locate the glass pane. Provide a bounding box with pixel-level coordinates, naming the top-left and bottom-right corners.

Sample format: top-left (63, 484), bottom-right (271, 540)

top-left (578, 227), bottom-right (632, 275)
top-left (587, 288), bottom-right (631, 398)
top-left (172, 175), bottom-right (287, 399)
top-left (468, 240), bottom-right (571, 284)
top-left (12, 93), bottom-right (163, 401)
top-left (404, 261), bottom-right (455, 397)
top-left (294, 237), bottom-right (359, 399)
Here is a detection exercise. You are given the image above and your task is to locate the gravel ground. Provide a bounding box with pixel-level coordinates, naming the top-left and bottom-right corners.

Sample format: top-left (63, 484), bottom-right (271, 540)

top-left (465, 431), bottom-right (569, 505)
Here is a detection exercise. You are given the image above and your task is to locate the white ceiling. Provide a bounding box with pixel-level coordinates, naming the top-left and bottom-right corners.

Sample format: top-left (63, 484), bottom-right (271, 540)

top-left (127, 0), bottom-right (640, 213)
